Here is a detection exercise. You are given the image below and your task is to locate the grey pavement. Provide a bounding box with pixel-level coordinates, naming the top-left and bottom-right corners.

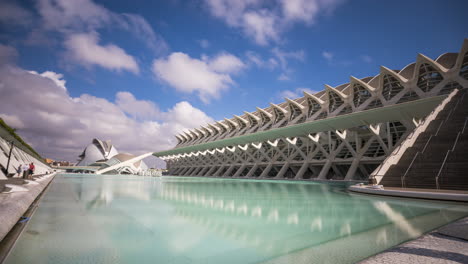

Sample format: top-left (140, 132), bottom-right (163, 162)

top-left (0, 174), bottom-right (55, 242)
top-left (360, 217), bottom-right (468, 264)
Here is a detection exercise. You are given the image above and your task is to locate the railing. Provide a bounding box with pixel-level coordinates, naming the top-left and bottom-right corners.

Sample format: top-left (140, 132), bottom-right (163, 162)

top-left (370, 89), bottom-right (459, 183)
top-left (435, 131), bottom-right (461, 189)
top-left (401, 152), bottom-right (419, 188)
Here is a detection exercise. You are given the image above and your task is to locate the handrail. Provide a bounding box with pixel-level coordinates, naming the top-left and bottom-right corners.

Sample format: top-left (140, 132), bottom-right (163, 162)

top-left (462, 117), bottom-right (468, 134)
top-left (451, 132), bottom-right (461, 152)
top-left (436, 150), bottom-right (451, 189)
top-left (435, 121), bottom-right (444, 136)
top-left (435, 131), bottom-right (461, 189)
top-left (370, 89), bottom-right (458, 183)
top-left (422, 135), bottom-right (433, 153)
top-left (402, 152), bottom-right (419, 188)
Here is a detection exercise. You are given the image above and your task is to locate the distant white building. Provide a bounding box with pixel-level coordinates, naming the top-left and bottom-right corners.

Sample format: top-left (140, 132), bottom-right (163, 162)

top-left (76, 138), bottom-right (148, 175)
top-left (77, 139), bottom-right (118, 166)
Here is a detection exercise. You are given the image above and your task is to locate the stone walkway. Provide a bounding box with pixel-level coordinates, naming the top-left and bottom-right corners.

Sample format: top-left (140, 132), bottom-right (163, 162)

top-left (360, 217), bottom-right (468, 264)
top-left (0, 173), bottom-right (55, 242)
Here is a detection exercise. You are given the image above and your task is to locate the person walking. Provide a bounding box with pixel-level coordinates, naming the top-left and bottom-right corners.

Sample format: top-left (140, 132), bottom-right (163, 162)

top-left (22, 164), bottom-right (29, 179)
top-left (16, 164), bottom-right (23, 178)
top-left (28, 163), bottom-right (35, 180)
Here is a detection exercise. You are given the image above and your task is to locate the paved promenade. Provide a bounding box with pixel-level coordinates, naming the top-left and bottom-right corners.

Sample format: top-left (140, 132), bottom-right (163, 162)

top-left (360, 216), bottom-right (468, 264)
top-left (0, 173), bottom-right (56, 242)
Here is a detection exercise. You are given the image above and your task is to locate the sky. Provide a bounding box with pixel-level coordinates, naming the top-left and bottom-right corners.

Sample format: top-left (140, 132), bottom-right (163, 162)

top-left (0, 0), bottom-right (467, 166)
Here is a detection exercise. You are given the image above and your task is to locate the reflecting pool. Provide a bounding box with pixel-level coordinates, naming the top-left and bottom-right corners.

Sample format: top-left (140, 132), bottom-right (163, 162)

top-left (5, 174), bottom-right (468, 264)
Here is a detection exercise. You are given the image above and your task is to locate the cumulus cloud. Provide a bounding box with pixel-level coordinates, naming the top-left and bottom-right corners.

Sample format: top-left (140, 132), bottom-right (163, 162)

top-left (208, 53), bottom-right (246, 73)
top-left (0, 64), bottom-right (213, 162)
top-left (204, 0), bottom-right (345, 45)
top-left (115, 91), bottom-right (160, 121)
top-left (153, 52), bottom-right (245, 103)
top-left (64, 32), bottom-right (139, 74)
top-left (28, 70), bottom-right (67, 90)
top-left (280, 0), bottom-right (343, 24)
top-left (0, 1), bottom-right (34, 26)
top-left (246, 51), bottom-right (278, 69)
top-left (278, 87), bottom-right (320, 100)
top-left (36, 0), bottom-right (167, 53)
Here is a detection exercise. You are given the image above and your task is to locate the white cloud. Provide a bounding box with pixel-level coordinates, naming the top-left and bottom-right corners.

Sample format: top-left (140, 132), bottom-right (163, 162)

top-left (246, 51), bottom-right (278, 69)
top-left (36, 0), bottom-right (167, 53)
top-left (272, 47), bottom-right (305, 69)
top-left (272, 47), bottom-right (305, 80)
top-left (0, 44), bottom-right (18, 65)
top-left (280, 0), bottom-right (343, 24)
top-left (64, 32), bottom-right (139, 74)
top-left (115, 91), bottom-right (160, 120)
top-left (0, 64), bottom-right (213, 162)
top-left (322, 51), bottom-right (334, 61)
top-left (208, 53), bottom-right (246, 73)
top-left (278, 87), bottom-right (320, 99)
top-left (153, 52), bottom-right (244, 103)
top-left (242, 10), bottom-right (279, 45)
top-left (28, 70), bottom-right (67, 90)
top-left (0, 1), bottom-right (33, 26)
top-left (204, 0), bottom-right (345, 45)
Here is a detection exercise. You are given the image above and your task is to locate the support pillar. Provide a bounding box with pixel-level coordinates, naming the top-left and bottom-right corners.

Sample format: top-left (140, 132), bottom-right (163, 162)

top-left (317, 160), bottom-right (332, 179)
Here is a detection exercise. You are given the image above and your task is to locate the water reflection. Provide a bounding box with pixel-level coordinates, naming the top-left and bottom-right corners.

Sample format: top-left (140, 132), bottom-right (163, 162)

top-left (6, 174), bottom-right (468, 264)
top-left (73, 175), bottom-right (468, 260)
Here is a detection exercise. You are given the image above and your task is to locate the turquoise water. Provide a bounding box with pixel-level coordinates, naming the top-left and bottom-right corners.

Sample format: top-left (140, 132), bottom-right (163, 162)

top-left (5, 174), bottom-right (468, 264)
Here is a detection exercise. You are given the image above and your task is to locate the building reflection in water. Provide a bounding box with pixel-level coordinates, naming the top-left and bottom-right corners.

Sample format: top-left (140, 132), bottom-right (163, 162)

top-left (71, 176), bottom-right (468, 262)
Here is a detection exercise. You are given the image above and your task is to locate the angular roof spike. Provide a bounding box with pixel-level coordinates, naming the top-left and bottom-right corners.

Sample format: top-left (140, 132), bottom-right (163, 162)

top-left (350, 76), bottom-right (376, 92)
top-left (244, 111), bottom-right (261, 121)
top-left (303, 91), bottom-right (325, 105)
top-left (325, 84), bottom-right (348, 99)
top-left (175, 135), bottom-right (184, 144)
top-left (234, 115), bottom-right (249, 125)
top-left (380, 65), bottom-right (408, 82)
top-left (194, 128), bottom-right (206, 137)
top-left (201, 125), bottom-right (213, 134)
top-left (269, 103), bottom-right (288, 114)
top-left (256, 107), bottom-right (273, 118)
top-left (215, 121), bottom-right (229, 131)
top-left (224, 118), bottom-right (238, 128)
top-left (414, 53), bottom-right (447, 79)
top-left (285, 98), bottom-right (305, 109)
top-left (208, 123), bottom-right (220, 133)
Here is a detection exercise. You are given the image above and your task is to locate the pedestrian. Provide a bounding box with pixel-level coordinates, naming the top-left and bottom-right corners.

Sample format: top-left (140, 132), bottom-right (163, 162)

top-left (16, 164), bottom-right (23, 178)
top-left (22, 164), bottom-right (29, 179)
top-left (28, 162), bottom-right (35, 180)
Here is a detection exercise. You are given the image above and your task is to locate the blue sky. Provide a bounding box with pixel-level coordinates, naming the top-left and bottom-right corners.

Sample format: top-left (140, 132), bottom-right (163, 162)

top-left (0, 0), bottom-right (467, 162)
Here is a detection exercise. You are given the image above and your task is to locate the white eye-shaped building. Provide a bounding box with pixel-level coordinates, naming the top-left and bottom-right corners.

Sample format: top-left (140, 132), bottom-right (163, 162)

top-left (76, 138), bottom-right (148, 175)
top-left (77, 139), bottom-right (119, 166)
top-left (154, 39), bottom-right (468, 189)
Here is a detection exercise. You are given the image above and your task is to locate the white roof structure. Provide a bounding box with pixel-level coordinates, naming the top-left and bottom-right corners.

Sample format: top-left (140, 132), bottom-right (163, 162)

top-left (76, 138), bottom-right (118, 166)
top-left (155, 39), bottom-right (468, 181)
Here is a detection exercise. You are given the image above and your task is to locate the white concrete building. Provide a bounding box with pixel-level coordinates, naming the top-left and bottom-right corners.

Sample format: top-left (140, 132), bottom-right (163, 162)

top-left (76, 138), bottom-right (119, 166)
top-left (155, 39), bottom-right (468, 181)
top-left (0, 133), bottom-right (51, 179)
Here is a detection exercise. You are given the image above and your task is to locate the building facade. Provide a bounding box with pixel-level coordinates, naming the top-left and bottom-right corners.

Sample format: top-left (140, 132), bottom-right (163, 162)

top-left (155, 40), bottom-right (468, 181)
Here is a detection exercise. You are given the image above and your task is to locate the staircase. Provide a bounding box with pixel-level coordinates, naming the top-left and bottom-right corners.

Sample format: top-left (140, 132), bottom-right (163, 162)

top-left (380, 88), bottom-right (468, 190)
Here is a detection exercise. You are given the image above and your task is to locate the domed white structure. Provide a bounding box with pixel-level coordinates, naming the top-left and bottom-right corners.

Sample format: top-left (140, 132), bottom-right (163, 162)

top-left (77, 139), bottom-right (118, 166)
top-left (75, 138), bottom-right (149, 175)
